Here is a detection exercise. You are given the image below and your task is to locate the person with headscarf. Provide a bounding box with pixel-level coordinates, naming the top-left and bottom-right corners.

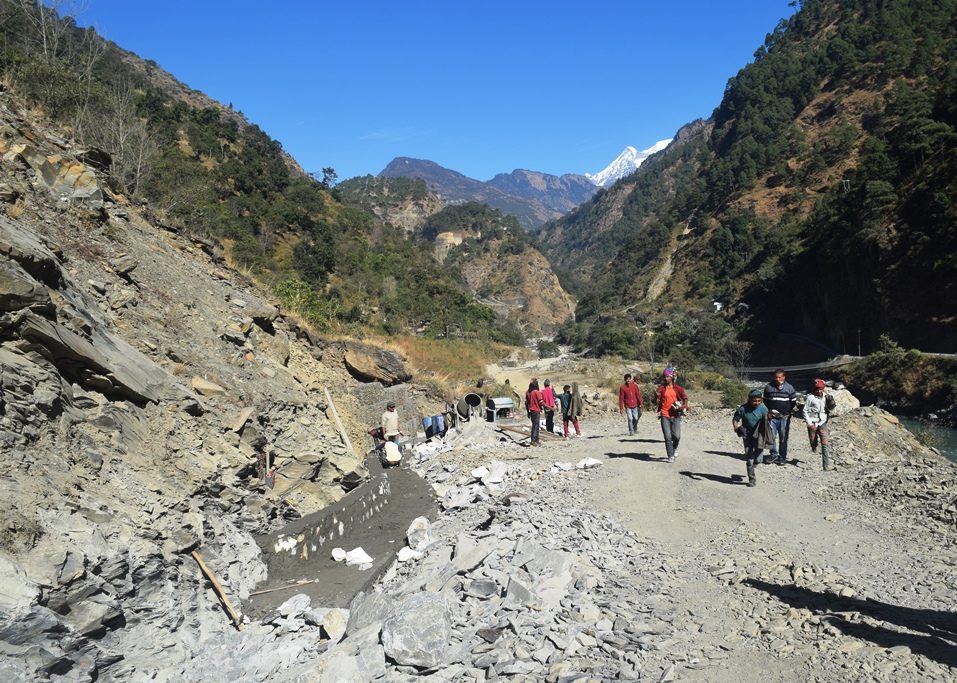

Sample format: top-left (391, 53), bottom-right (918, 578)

top-left (655, 368), bottom-right (689, 462)
top-left (804, 379), bottom-right (836, 471)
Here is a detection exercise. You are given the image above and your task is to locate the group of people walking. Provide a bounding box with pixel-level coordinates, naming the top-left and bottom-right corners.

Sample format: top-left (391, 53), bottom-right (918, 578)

top-left (524, 379), bottom-right (584, 446)
top-left (732, 369), bottom-right (836, 486)
top-left (524, 366), bottom-right (837, 488)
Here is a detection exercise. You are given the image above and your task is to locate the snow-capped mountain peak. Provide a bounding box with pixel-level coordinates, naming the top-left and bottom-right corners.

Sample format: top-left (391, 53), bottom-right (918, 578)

top-left (585, 139), bottom-right (673, 188)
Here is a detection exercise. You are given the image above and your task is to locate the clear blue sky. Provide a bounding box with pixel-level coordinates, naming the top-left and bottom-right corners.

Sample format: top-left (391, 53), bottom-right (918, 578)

top-left (77, 1), bottom-right (796, 181)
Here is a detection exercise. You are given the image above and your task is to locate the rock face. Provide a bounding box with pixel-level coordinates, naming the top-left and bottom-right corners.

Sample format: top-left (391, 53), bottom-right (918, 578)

top-left (381, 593), bottom-right (452, 667)
top-left (0, 90), bottom-right (408, 682)
top-left (343, 343), bottom-right (411, 386)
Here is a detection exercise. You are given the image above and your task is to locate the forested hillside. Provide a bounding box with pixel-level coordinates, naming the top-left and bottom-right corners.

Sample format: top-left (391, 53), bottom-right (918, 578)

top-left (552, 0), bottom-right (957, 363)
top-left (0, 1), bottom-right (520, 343)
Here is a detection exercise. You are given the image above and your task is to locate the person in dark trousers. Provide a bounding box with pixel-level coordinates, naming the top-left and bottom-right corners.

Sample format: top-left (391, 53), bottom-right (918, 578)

top-left (733, 389), bottom-right (771, 487)
top-left (655, 369), bottom-right (689, 462)
top-left (525, 379), bottom-right (543, 446)
top-left (559, 384), bottom-right (583, 438)
top-left (804, 379), bottom-right (836, 471)
top-left (763, 368), bottom-right (797, 465)
top-left (541, 379), bottom-right (557, 433)
top-left (618, 373), bottom-right (644, 435)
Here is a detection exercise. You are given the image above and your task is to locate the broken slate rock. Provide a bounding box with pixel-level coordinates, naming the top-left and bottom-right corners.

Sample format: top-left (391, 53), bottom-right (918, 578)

top-left (191, 376), bottom-right (227, 397)
top-left (381, 593), bottom-right (452, 668)
top-left (346, 592), bottom-right (393, 635)
top-left (406, 516), bottom-right (434, 552)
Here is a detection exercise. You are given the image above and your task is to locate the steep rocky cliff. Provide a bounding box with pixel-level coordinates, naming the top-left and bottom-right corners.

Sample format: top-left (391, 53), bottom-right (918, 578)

top-left (0, 90), bottom-right (417, 681)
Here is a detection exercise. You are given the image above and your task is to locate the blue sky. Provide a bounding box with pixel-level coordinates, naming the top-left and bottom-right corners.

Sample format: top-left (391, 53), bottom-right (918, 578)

top-left (77, 1), bottom-right (796, 181)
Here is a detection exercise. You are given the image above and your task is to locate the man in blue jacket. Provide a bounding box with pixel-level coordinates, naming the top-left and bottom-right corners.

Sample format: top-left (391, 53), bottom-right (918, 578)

top-left (763, 368), bottom-right (797, 465)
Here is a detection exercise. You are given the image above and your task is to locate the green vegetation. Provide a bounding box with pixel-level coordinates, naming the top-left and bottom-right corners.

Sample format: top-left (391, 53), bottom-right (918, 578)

top-left (546, 0), bottom-right (957, 358)
top-left (0, 2), bottom-right (520, 344)
top-left (836, 336), bottom-right (957, 414)
top-left (537, 339), bottom-right (560, 359)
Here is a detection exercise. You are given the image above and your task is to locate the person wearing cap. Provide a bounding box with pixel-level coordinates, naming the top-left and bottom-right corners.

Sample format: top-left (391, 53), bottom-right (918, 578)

top-left (618, 373), bottom-right (644, 435)
top-left (732, 389), bottom-right (771, 487)
top-left (804, 379), bottom-right (837, 471)
top-left (763, 368), bottom-right (797, 465)
top-left (381, 401), bottom-right (402, 443)
top-left (655, 369), bottom-right (689, 463)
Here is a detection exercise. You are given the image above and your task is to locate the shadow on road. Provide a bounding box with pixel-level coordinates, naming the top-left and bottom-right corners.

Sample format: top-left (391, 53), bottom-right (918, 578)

top-left (606, 451), bottom-right (663, 462)
top-left (618, 438), bottom-right (661, 444)
top-left (679, 470), bottom-right (745, 486)
top-left (704, 449), bottom-right (748, 462)
top-left (744, 579), bottom-right (957, 668)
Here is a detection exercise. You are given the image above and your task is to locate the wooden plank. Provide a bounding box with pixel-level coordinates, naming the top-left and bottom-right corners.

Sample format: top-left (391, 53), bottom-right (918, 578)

top-left (192, 551), bottom-right (244, 631)
top-left (324, 386), bottom-right (356, 457)
top-left (249, 579), bottom-right (319, 597)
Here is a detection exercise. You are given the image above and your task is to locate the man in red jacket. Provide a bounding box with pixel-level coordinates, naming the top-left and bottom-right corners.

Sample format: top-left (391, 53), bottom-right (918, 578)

top-left (619, 373), bottom-right (644, 435)
top-left (655, 368), bottom-right (689, 462)
top-left (526, 379), bottom-right (544, 446)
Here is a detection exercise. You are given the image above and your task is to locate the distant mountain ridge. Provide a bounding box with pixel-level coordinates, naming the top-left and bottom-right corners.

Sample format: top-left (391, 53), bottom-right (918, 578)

top-left (585, 139), bottom-right (673, 188)
top-left (379, 157), bottom-right (597, 230)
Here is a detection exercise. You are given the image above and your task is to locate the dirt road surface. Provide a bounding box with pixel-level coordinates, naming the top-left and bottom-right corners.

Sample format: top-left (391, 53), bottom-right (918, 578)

top-left (555, 410), bottom-right (957, 681)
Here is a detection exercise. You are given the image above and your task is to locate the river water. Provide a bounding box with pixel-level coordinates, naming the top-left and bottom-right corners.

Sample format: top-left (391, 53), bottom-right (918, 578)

top-left (898, 416), bottom-right (957, 463)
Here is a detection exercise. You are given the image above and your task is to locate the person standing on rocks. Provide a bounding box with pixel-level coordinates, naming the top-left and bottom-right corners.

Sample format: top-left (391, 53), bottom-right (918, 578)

top-left (733, 389), bottom-right (771, 487)
top-left (763, 368), bottom-right (797, 465)
top-left (618, 373), bottom-right (644, 435)
top-left (560, 383), bottom-right (583, 438)
top-left (526, 379), bottom-right (544, 446)
top-left (804, 379), bottom-right (836, 471)
top-left (541, 379), bottom-right (557, 433)
top-left (381, 401), bottom-right (402, 443)
top-left (655, 369), bottom-right (689, 462)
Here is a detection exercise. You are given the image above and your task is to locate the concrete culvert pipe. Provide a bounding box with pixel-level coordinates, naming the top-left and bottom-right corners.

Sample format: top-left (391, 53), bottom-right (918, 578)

top-left (458, 393), bottom-right (483, 420)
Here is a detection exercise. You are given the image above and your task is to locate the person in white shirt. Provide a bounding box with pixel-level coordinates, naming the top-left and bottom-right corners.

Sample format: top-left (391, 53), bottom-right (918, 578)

top-left (381, 401), bottom-right (402, 443)
top-left (804, 379), bottom-right (835, 471)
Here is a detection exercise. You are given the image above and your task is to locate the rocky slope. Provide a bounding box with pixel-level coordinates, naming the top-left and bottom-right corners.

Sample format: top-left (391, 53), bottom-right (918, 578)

top-left (537, 120), bottom-right (710, 289)
top-left (0, 89), bottom-right (427, 681)
top-left (456, 242), bottom-right (576, 334)
top-left (485, 169), bottom-right (597, 215)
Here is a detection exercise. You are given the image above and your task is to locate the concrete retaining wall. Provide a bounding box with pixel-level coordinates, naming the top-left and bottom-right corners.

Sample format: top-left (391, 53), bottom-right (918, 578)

top-left (259, 455), bottom-right (390, 568)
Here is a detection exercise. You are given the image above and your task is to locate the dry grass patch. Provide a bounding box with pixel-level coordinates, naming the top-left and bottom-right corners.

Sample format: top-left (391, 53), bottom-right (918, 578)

top-left (388, 337), bottom-right (529, 383)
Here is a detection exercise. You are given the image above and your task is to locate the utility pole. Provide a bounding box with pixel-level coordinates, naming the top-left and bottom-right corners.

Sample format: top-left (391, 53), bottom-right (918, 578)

top-left (857, 328), bottom-right (861, 356)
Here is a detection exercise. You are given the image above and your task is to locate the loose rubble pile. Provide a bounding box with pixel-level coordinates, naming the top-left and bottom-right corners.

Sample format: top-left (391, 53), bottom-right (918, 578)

top-left (183, 443), bottom-right (688, 682)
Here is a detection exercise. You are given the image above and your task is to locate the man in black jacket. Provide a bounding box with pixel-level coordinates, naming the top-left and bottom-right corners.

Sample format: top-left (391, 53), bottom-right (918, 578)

top-left (763, 368), bottom-right (797, 465)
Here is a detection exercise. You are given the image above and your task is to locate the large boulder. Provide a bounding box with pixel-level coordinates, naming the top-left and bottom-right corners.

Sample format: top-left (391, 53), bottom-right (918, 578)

top-left (380, 593), bottom-right (451, 668)
top-left (343, 343), bottom-right (411, 386)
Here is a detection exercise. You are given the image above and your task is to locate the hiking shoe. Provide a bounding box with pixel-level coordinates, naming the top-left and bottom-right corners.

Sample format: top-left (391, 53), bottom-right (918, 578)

top-left (775, 457), bottom-right (787, 466)
top-left (747, 480), bottom-right (756, 487)
top-left (667, 457), bottom-right (675, 463)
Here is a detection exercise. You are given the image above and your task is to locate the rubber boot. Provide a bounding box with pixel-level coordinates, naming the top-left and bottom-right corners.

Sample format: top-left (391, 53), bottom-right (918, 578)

top-left (822, 444), bottom-right (831, 471)
top-left (747, 460), bottom-right (756, 487)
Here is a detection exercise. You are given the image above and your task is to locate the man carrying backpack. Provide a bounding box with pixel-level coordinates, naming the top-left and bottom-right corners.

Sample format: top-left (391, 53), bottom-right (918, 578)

top-left (804, 379), bottom-right (836, 471)
top-left (763, 368), bottom-right (797, 465)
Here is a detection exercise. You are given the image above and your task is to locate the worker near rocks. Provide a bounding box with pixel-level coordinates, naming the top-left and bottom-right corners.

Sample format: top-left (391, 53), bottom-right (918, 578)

top-left (382, 401), bottom-right (402, 443)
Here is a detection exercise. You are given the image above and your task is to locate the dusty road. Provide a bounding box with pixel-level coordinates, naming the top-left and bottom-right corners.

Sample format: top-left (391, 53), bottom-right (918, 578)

top-left (551, 410), bottom-right (957, 681)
